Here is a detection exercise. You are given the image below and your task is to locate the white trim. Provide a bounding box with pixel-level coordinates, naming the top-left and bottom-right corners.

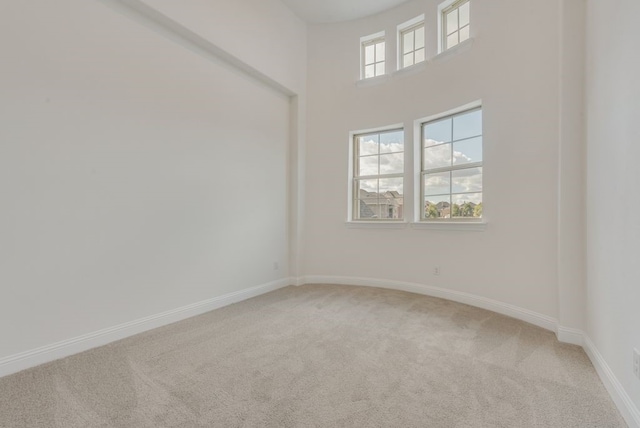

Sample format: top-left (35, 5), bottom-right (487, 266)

top-left (392, 60), bottom-right (428, 78)
top-left (583, 335), bottom-right (640, 428)
top-left (397, 14), bottom-right (425, 33)
top-left (414, 100), bottom-right (483, 223)
top-left (355, 73), bottom-right (390, 87)
top-left (556, 326), bottom-right (584, 346)
top-left (410, 221), bottom-right (487, 231)
top-left (397, 15), bottom-right (425, 70)
top-left (360, 30), bottom-right (385, 44)
top-left (437, 0), bottom-right (458, 54)
top-left (347, 123), bottom-right (405, 222)
top-left (0, 278), bottom-right (294, 379)
top-left (433, 37), bottom-right (474, 62)
top-left (414, 99), bottom-right (483, 136)
top-left (345, 221), bottom-right (408, 229)
top-left (360, 31), bottom-right (386, 80)
top-left (299, 275), bottom-right (640, 427)
top-left (299, 276), bottom-right (558, 332)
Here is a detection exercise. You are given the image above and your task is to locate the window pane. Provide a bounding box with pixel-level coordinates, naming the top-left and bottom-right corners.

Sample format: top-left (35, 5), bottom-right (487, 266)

top-left (446, 9), bottom-right (458, 34)
top-left (376, 42), bottom-right (385, 62)
top-left (375, 62), bottom-right (385, 76)
top-left (379, 153), bottom-right (404, 174)
top-left (459, 25), bottom-right (470, 42)
top-left (358, 155), bottom-right (378, 176)
top-left (403, 53), bottom-right (413, 68)
top-left (356, 178), bottom-right (379, 219)
top-left (365, 64), bottom-right (375, 78)
top-left (415, 48), bottom-right (425, 64)
top-left (424, 143), bottom-right (452, 170)
top-left (403, 31), bottom-right (414, 54)
top-left (452, 167), bottom-right (482, 193)
top-left (357, 199), bottom-right (380, 219)
top-left (453, 137), bottom-right (482, 165)
top-left (356, 179), bottom-right (378, 196)
top-left (447, 32), bottom-right (459, 49)
top-left (424, 171), bottom-right (450, 196)
top-left (365, 44), bottom-right (375, 65)
top-left (379, 131), bottom-right (404, 153)
top-left (415, 26), bottom-right (425, 49)
top-left (452, 193), bottom-right (482, 218)
top-left (380, 177), bottom-right (403, 194)
top-left (424, 195), bottom-right (451, 219)
top-left (459, 2), bottom-right (470, 27)
top-left (358, 134), bottom-right (379, 156)
top-left (424, 118), bottom-right (452, 145)
top-left (380, 178), bottom-right (404, 219)
top-left (453, 109), bottom-right (482, 140)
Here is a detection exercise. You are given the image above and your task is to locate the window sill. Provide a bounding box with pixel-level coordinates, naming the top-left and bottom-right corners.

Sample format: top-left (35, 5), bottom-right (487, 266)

top-left (433, 38), bottom-right (475, 62)
top-left (356, 74), bottom-right (390, 88)
top-left (345, 221), bottom-right (409, 229)
top-left (410, 221), bottom-right (487, 231)
top-left (392, 61), bottom-right (428, 78)
top-left (356, 38), bottom-right (475, 87)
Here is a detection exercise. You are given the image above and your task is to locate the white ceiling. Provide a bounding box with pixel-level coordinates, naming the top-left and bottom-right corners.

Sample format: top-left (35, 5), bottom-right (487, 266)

top-left (281, 0), bottom-right (412, 23)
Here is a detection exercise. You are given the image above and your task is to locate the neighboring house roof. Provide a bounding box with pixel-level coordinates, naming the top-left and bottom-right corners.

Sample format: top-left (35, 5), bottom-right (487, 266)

top-left (359, 200), bottom-right (376, 218)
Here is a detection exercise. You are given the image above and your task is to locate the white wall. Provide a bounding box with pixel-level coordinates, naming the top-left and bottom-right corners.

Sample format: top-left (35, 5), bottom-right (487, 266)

top-left (0, 0), bottom-right (302, 360)
top-left (139, 0), bottom-right (307, 95)
top-left (585, 0), bottom-right (640, 414)
top-left (557, 0), bottom-right (586, 334)
top-left (304, 0), bottom-right (562, 319)
top-left (133, 0), bottom-right (309, 280)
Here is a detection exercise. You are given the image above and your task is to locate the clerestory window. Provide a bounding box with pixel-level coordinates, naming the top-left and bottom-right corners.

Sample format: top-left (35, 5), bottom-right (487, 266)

top-left (361, 33), bottom-right (386, 79)
top-left (440, 0), bottom-right (471, 52)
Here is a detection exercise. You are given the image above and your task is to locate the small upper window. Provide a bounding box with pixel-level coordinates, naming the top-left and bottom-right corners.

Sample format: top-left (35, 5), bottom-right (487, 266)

top-left (400, 22), bottom-right (425, 69)
top-left (441, 0), bottom-right (471, 52)
top-left (361, 33), bottom-right (386, 79)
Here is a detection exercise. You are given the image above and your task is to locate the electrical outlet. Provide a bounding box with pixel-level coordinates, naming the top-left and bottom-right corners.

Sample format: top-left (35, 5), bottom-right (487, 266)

top-left (433, 266), bottom-right (441, 276)
top-left (634, 348), bottom-right (640, 379)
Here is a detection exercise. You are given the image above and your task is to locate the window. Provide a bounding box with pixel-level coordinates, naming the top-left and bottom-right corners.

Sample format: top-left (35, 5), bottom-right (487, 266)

top-left (352, 129), bottom-right (404, 220)
top-left (441, 0), bottom-right (471, 51)
top-left (399, 20), bottom-right (425, 69)
top-left (421, 107), bottom-right (482, 221)
top-left (361, 34), bottom-right (386, 79)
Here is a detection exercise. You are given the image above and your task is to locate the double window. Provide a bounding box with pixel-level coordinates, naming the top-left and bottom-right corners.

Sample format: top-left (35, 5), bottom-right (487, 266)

top-left (352, 129), bottom-right (404, 220)
top-left (349, 106), bottom-right (483, 223)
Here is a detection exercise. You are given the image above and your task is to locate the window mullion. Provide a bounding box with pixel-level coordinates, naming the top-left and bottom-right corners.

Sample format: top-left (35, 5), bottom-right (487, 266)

top-left (450, 118), bottom-right (454, 218)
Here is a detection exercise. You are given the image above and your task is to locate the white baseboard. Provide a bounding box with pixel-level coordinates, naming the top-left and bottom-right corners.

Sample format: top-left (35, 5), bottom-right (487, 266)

top-left (556, 326), bottom-right (585, 346)
top-left (300, 275), bottom-right (558, 332)
top-left (3, 276), bottom-right (637, 428)
top-left (0, 277), bottom-right (294, 379)
top-left (299, 276), bottom-right (639, 428)
top-left (583, 335), bottom-right (640, 428)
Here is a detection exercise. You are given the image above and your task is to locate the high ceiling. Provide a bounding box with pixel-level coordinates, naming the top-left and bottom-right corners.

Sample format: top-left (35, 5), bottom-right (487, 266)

top-left (281, 0), bottom-right (412, 23)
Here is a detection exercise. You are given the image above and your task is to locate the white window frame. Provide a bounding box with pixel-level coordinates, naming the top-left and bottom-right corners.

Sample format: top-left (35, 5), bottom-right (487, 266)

top-left (415, 101), bottom-right (483, 223)
top-left (438, 0), bottom-right (471, 53)
top-left (397, 15), bottom-right (426, 70)
top-left (360, 31), bottom-right (386, 80)
top-left (348, 124), bottom-right (405, 222)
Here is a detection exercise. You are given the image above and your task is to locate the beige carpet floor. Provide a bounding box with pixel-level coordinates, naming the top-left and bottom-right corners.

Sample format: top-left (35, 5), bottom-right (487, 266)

top-left (0, 284), bottom-right (627, 427)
